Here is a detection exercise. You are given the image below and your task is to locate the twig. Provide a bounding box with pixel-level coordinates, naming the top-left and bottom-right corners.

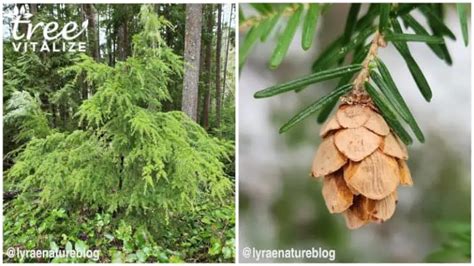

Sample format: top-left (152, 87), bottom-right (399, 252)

top-left (345, 31), bottom-right (387, 104)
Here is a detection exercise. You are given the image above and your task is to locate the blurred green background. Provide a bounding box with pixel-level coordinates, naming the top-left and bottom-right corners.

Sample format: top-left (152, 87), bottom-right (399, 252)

top-left (238, 3), bottom-right (470, 263)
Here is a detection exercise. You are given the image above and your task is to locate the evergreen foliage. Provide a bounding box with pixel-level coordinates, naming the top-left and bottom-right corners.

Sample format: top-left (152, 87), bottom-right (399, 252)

top-left (4, 4), bottom-right (234, 262)
top-left (242, 3), bottom-right (470, 145)
top-left (4, 91), bottom-right (51, 145)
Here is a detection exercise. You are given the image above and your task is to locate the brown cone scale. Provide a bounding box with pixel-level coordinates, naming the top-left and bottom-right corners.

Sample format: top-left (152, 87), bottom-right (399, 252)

top-left (334, 127), bottom-right (382, 162)
top-left (344, 150), bottom-right (399, 200)
top-left (322, 171), bottom-right (353, 213)
top-left (312, 103), bottom-right (413, 229)
top-left (311, 135), bottom-right (347, 177)
top-left (364, 111), bottom-right (390, 136)
top-left (320, 116), bottom-right (342, 137)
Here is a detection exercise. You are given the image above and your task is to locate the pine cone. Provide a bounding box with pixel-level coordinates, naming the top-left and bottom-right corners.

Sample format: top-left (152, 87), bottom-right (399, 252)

top-left (312, 103), bottom-right (413, 229)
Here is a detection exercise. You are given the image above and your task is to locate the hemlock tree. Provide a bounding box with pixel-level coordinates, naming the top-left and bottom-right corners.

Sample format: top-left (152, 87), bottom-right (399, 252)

top-left (4, 4), bottom-right (235, 262)
top-left (6, 3), bottom-right (231, 246)
top-left (182, 4), bottom-right (203, 121)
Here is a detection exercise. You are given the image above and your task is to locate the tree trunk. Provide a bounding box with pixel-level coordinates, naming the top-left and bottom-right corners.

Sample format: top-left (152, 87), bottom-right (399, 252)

top-left (112, 37), bottom-right (116, 66)
top-left (201, 5), bottom-right (214, 129)
top-left (117, 7), bottom-right (129, 61)
top-left (106, 5), bottom-right (113, 66)
top-left (181, 4), bottom-right (203, 121)
top-left (28, 4), bottom-right (38, 15)
top-left (83, 4), bottom-right (99, 97)
top-left (197, 10), bottom-right (207, 122)
top-left (222, 4), bottom-right (234, 104)
top-left (117, 23), bottom-right (128, 60)
top-left (215, 5), bottom-right (223, 130)
top-left (83, 4), bottom-right (99, 61)
top-left (80, 5), bottom-right (89, 101)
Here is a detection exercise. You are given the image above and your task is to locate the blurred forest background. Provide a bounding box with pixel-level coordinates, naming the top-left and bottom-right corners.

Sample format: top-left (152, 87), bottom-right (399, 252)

top-left (239, 3), bottom-right (470, 263)
top-left (3, 3), bottom-right (236, 262)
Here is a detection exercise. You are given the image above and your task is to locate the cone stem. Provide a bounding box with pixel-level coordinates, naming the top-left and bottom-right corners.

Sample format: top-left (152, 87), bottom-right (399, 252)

top-left (347, 31), bottom-right (387, 104)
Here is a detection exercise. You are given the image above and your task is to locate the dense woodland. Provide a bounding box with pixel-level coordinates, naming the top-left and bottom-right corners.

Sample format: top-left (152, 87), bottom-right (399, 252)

top-left (3, 3), bottom-right (235, 262)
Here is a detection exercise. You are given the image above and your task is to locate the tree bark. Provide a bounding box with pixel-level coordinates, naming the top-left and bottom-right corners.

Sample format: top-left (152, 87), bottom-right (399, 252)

top-left (28, 4), bottom-right (38, 15)
top-left (201, 5), bottom-right (214, 129)
top-left (181, 4), bottom-right (203, 121)
top-left (215, 5), bottom-right (223, 130)
top-left (117, 6), bottom-right (129, 61)
top-left (82, 4), bottom-right (99, 61)
top-left (117, 24), bottom-right (128, 60)
top-left (112, 37), bottom-right (116, 66)
top-left (106, 5), bottom-right (114, 66)
top-left (197, 8), bottom-right (207, 122)
top-left (83, 4), bottom-right (99, 97)
top-left (222, 4), bottom-right (234, 104)
top-left (79, 5), bottom-right (89, 101)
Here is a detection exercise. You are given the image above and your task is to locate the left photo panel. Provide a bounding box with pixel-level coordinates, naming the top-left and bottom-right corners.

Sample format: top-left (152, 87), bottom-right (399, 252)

top-left (3, 3), bottom-right (236, 263)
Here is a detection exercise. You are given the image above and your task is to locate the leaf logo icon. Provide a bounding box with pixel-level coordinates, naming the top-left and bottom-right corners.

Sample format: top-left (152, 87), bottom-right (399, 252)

top-left (8, 5), bottom-right (33, 20)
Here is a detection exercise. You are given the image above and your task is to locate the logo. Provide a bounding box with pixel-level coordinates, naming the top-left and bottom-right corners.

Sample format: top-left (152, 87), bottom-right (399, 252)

top-left (7, 5), bottom-right (88, 53)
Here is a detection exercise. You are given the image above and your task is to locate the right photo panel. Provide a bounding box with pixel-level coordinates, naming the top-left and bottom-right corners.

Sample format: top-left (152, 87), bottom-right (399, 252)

top-left (239, 3), bottom-right (471, 263)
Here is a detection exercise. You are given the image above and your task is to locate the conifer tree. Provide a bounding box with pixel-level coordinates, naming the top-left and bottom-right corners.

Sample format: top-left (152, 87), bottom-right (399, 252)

top-left (4, 4), bottom-right (235, 262)
top-left (6, 3), bottom-right (232, 240)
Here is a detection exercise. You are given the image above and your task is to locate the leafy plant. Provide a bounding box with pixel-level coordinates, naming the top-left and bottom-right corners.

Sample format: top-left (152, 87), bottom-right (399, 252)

top-left (241, 3), bottom-right (470, 144)
top-left (4, 193), bottom-right (235, 262)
